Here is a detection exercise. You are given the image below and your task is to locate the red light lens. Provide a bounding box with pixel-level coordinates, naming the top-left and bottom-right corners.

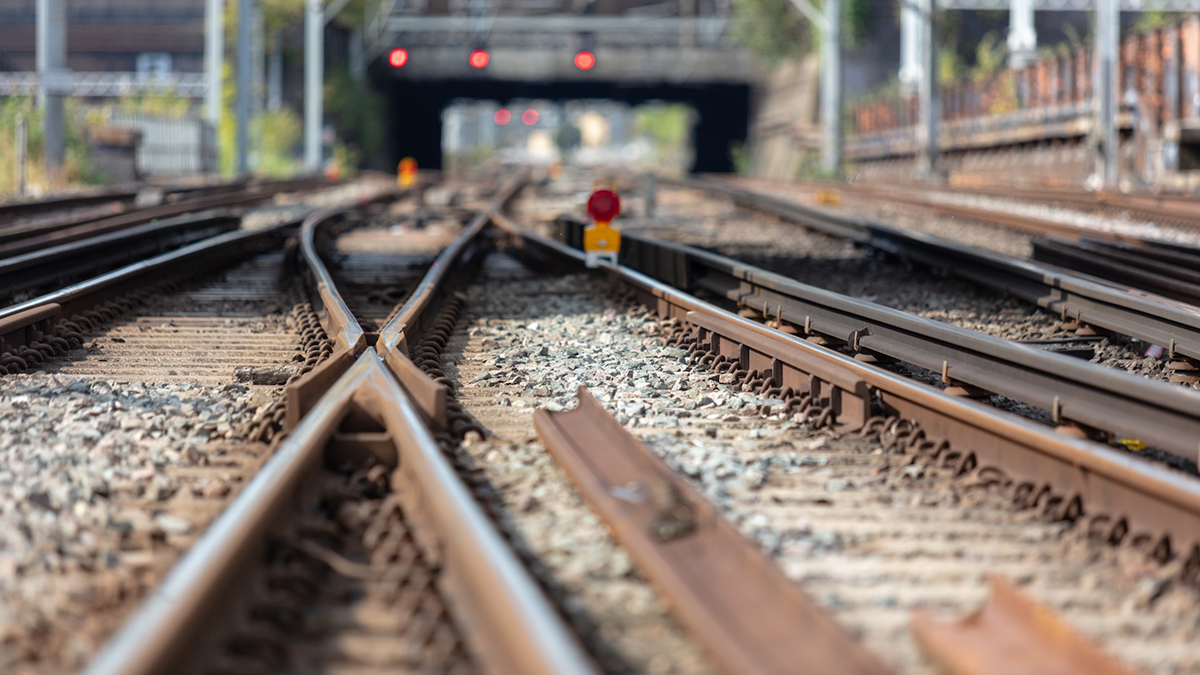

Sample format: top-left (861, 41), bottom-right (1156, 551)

top-left (522, 109), bottom-right (539, 126)
top-left (494, 109), bottom-right (511, 125)
top-left (389, 48), bottom-right (408, 68)
top-left (470, 49), bottom-right (489, 69)
top-left (587, 189), bottom-right (621, 222)
top-left (574, 51), bottom-right (595, 70)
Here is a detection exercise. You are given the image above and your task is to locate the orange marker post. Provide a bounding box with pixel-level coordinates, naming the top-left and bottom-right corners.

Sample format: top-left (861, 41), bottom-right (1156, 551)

top-left (584, 183), bottom-right (621, 268)
top-left (398, 157), bottom-right (418, 189)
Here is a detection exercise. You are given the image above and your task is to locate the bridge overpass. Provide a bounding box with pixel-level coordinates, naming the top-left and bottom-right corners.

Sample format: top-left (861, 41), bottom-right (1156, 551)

top-left (357, 0), bottom-right (757, 171)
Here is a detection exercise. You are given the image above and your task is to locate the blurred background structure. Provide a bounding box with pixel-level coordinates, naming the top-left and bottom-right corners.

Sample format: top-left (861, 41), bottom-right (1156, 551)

top-left (4, 0), bottom-right (1200, 194)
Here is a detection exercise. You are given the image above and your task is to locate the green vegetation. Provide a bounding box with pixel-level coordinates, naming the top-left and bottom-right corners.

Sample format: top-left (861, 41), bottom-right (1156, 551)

top-left (0, 97), bottom-right (97, 195)
top-left (634, 103), bottom-right (691, 154)
top-left (731, 0), bottom-right (870, 67)
top-left (731, 0), bottom-right (807, 66)
top-left (324, 67), bottom-right (385, 170)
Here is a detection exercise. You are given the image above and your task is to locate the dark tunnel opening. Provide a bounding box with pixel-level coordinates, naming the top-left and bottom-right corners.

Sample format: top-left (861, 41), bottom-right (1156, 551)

top-left (379, 77), bottom-right (750, 173)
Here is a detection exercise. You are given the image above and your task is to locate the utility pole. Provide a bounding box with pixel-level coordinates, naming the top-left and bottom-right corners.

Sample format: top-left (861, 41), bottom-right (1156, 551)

top-left (251, 0), bottom-right (265, 169)
top-left (36, 0), bottom-right (67, 184)
top-left (236, 0), bottom-right (252, 175)
top-left (1095, 0), bottom-right (1119, 188)
top-left (918, 0), bottom-right (939, 178)
top-left (786, 0), bottom-right (841, 177)
top-left (305, 0), bottom-right (324, 172)
top-left (820, 0), bottom-right (842, 176)
top-left (205, 0), bottom-right (223, 132)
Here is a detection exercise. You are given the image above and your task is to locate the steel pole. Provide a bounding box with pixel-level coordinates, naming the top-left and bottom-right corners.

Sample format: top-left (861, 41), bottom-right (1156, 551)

top-left (918, 0), bottom-right (939, 178)
top-left (1095, 0), bottom-right (1119, 188)
top-left (204, 0), bottom-right (224, 129)
top-left (236, 0), bottom-right (252, 175)
top-left (899, 0), bottom-right (921, 94)
top-left (820, 0), bottom-right (842, 177)
top-left (16, 116), bottom-right (27, 197)
top-left (305, 0), bottom-right (324, 172)
top-left (36, 0), bottom-right (66, 183)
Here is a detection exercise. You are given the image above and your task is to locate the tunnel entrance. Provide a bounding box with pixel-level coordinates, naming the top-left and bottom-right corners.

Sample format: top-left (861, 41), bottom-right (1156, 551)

top-left (380, 78), bottom-right (750, 173)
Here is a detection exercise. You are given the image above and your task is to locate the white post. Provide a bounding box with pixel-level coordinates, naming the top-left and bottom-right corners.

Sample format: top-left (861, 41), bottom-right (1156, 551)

top-left (236, 0), bottom-right (252, 175)
top-left (1095, 0), bottom-right (1119, 188)
top-left (820, 0), bottom-right (842, 176)
top-left (899, 0), bottom-right (922, 95)
top-left (1007, 0), bottom-right (1037, 69)
top-left (37, 0), bottom-right (67, 183)
top-left (918, 0), bottom-right (939, 178)
top-left (305, 0), bottom-right (324, 172)
top-left (205, 0), bottom-right (224, 129)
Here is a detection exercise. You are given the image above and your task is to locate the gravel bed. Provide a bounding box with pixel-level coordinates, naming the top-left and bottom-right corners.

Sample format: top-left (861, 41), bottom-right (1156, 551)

top-left (0, 376), bottom-right (268, 672)
top-left (445, 268), bottom-right (1200, 675)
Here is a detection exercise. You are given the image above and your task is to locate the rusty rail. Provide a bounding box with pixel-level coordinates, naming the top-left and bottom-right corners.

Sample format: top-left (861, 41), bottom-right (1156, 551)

top-left (375, 174), bottom-right (527, 426)
top-left (912, 577), bottom-right (1137, 675)
top-left (670, 176), bottom-right (1200, 366)
top-left (1033, 236), bottom-right (1200, 309)
top-left (85, 181), bottom-right (596, 675)
top-left (535, 386), bottom-right (893, 675)
top-left (0, 211), bottom-right (239, 303)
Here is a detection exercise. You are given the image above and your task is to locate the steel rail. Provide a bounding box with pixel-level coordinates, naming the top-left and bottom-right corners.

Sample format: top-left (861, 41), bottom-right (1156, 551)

top-left (86, 183), bottom-right (595, 675)
top-left (375, 174), bottom-right (528, 425)
top-left (1032, 237), bottom-right (1200, 307)
top-left (911, 576), bottom-right (1136, 675)
top-left (502, 219), bottom-right (1200, 582)
top-left (667, 176), bottom-right (1200, 364)
top-left (0, 189), bottom-right (139, 224)
top-left (0, 186), bottom-right (288, 260)
top-left (0, 211), bottom-right (239, 303)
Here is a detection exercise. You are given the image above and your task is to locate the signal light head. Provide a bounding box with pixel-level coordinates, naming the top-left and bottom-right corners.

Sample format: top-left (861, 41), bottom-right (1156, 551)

top-left (574, 51), bottom-right (595, 70)
top-left (522, 109), bottom-right (539, 126)
top-left (470, 49), bottom-right (489, 69)
top-left (389, 48), bottom-right (408, 68)
top-left (494, 109), bottom-right (511, 125)
top-left (587, 188), bottom-right (620, 222)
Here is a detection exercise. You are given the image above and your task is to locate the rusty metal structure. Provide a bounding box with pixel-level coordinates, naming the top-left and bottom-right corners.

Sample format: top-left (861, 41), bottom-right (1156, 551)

top-left (849, 16), bottom-right (1200, 188)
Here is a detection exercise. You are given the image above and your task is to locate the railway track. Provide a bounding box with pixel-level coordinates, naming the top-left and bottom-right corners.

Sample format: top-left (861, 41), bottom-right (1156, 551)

top-left (8, 173), bottom-right (1200, 674)
top-left (664, 177), bottom-right (1200, 383)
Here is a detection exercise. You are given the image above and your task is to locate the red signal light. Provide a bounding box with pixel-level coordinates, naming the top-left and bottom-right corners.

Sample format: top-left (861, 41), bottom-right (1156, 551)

top-left (587, 188), bottom-right (620, 222)
top-left (574, 51), bottom-right (596, 70)
top-left (494, 109), bottom-right (511, 125)
top-left (521, 109), bottom-right (539, 126)
top-left (470, 49), bottom-right (489, 69)
top-left (388, 48), bottom-right (408, 68)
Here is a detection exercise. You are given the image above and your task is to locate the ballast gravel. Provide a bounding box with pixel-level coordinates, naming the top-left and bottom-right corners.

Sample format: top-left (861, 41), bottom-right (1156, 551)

top-left (443, 268), bottom-right (1200, 675)
top-left (0, 375), bottom-right (268, 672)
